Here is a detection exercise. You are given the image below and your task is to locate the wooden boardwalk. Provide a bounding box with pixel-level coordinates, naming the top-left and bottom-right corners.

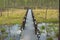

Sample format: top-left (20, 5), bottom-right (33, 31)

top-left (20, 9), bottom-right (38, 40)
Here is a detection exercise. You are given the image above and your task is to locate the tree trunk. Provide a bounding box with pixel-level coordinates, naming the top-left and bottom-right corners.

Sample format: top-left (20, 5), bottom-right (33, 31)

top-left (0, 9), bottom-right (2, 16)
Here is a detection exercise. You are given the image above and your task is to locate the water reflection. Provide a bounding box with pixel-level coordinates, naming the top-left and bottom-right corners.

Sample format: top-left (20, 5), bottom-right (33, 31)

top-left (37, 23), bottom-right (58, 40)
top-left (0, 24), bottom-right (21, 40)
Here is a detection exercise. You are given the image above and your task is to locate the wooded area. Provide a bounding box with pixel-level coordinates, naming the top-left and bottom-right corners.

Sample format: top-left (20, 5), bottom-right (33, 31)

top-left (0, 0), bottom-right (59, 9)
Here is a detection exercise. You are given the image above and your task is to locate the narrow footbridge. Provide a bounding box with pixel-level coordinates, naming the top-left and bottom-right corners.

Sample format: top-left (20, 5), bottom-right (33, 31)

top-left (20, 9), bottom-right (40, 40)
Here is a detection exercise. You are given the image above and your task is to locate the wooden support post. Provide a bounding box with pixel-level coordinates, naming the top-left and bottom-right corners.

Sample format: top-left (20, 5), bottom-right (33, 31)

top-left (35, 22), bottom-right (37, 35)
top-left (22, 19), bottom-right (25, 30)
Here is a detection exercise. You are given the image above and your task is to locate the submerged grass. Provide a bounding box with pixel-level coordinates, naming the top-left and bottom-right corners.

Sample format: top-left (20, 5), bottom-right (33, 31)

top-left (0, 8), bottom-right (26, 25)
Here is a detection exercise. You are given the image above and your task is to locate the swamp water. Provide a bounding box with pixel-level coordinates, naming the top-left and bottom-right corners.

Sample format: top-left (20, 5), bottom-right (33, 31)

top-left (37, 23), bottom-right (59, 40)
top-left (0, 24), bottom-right (21, 40)
top-left (0, 23), bottom-right (59, 40)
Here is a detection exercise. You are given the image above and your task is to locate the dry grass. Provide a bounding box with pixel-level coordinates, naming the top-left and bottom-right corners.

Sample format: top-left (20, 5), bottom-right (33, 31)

top-left (33, 9), bottom-right (59, 23)
top-left (0, 8), bottom-right (26, 25)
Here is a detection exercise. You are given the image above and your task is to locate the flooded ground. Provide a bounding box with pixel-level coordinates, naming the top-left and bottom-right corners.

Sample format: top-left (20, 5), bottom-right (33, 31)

top-left (0, 24), bottom-right (21, 40)
top-left (0, 22), bottom-right (59, 40)
top-left (37, 23), bottom-right (59, 40)
top-left (0, 8), bottom-right (59, 40)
